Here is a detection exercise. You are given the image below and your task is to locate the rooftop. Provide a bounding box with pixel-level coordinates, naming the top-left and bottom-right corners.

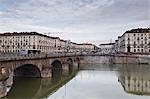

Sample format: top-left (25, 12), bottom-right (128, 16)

top-left (0, 32), bottom-right (96, 46)
top-left (99, 43), bottom-right (115, 46)
top-left (0, 32), bottom-right (60, 39)
top-left (125, 28), bottom-right (150, 33)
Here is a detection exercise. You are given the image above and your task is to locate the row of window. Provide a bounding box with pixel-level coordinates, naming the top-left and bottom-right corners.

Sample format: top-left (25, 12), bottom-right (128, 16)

top-left (128, 37), bottom-right (150, 41)
top-left (0, 36), bottom-right (36, 39)
top-left (0, 40), bottom-right (58, 45)
top-left (133, 45), bottom-right (150, 48)
top-left (133, 41), bottom-right (150, 45)
top-left (133, 49), bottom-right (150, 52)
top-left (133, 33), bottom-right (150, 36)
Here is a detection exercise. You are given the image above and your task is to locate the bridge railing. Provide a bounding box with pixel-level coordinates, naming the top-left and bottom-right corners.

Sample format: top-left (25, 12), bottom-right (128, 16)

top-left (0, 52), bottom-right (84, 61)
top-left (0, 52), bottom-right (130, 61)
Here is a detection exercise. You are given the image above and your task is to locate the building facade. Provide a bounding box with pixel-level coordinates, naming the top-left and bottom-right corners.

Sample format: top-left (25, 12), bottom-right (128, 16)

top-left (114, 28), bottom-right (150, 53)
top-left (78, 43), bottom-right (96, 52)
top-left (99, 43), bottom-right (115, 54)
top-left (0, 32), bottom-right (97, 54)
top-left (0, 32), bottom-right (59, 53)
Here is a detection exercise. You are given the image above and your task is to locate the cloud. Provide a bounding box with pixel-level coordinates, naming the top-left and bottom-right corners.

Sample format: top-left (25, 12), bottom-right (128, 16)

top-left (0, 0), bottom-right (149, 45)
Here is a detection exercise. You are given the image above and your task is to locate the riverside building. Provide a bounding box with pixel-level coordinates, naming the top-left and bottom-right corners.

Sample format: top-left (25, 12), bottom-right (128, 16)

top-left (0, 32), bottom-right (59, 54)
top-left (0, 32), bottom-right (96, 54)
top-left (99, 43), bottom-right (115, 54)
top-left (114, 28), bottom-right (150, 53)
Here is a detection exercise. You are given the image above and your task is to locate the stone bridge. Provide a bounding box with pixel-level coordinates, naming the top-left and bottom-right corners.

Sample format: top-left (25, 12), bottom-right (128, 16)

top-left (0, 53), bottom-right (150, 97)
top-left (0, 53), bottom-right (80, 97)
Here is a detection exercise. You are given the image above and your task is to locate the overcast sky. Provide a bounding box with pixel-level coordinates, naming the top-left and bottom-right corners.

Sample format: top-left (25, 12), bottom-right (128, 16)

top-left (0, 0), bottom-right (150, 45)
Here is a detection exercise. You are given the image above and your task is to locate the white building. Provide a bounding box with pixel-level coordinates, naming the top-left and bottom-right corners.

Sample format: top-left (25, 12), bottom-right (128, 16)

top-left (78, 43), bottom-right (96, 52)
top-left (0, 32), bottom-right (97, 54)
top-left (99, 43), bottom-right (115, 54)
top-left (0, 32), bottom-right (60, 54)
top-left (114, 28), bottom-right (150, 53)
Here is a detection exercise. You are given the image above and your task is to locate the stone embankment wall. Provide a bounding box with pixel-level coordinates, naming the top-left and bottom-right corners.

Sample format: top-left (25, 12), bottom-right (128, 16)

top-left (80, 54), bottom-right (150, 65)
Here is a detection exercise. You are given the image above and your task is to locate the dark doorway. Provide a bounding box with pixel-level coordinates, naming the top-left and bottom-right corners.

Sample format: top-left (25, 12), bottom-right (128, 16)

top-left (127, 46), bottom-right (131, 53)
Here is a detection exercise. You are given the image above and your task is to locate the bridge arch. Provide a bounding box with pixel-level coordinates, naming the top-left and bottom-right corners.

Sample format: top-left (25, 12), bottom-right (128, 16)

top-left (67, 58), bottom-right (73, 72)
top-left (14, 64), bottom-right (41, 78)
top-left (51, 60), bottom-right (62, 70)
top-left (51, 60), bottom-right (62, 81)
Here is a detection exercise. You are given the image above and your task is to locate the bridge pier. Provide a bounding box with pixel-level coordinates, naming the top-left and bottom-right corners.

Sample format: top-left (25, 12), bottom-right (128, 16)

top-left (62, 63), bottom-right (70, 76)
top-left (0, 81), bottom-right (7, 98)
top-left (41, 67), bottom-right (52, 78)
top-left (73, 61), bottom-right (79, 70)
top-left (0, 67), bottom-right (13, 98)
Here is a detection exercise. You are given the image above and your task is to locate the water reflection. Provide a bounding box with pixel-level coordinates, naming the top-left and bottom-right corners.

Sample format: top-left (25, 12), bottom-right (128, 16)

top-left (118, 65), bottom-right (150, 96)
top-left (80, 63), bottom-right (118, 71)
top-left (7, 77), bottom-right (41, 98)
top-left (48, 64), bottom-right (150, 99)
top-left (3, 64), bottom-right (150, 99)
top-left (52, 68), bottom-right (62, 84)
top-left (3, 68), bottom-right (75, 99)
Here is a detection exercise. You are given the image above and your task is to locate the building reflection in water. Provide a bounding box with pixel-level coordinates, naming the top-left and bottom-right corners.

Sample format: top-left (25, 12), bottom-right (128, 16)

top-left (118, 64), bottom-right (150, 96)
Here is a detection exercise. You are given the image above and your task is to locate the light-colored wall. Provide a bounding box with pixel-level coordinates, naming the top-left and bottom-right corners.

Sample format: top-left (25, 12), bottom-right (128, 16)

top-left (0, 35), bottom-right (38, 53)
top-left (114, 30), bottom-right (150, 53)
top-left (0, 33), bottom-right (97, 54)
top-left (99, 44), bottom-right (114, 54)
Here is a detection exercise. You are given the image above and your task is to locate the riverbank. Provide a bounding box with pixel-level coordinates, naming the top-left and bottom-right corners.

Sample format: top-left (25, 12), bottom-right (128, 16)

top-left (80, 54), bottom-right (150, 65)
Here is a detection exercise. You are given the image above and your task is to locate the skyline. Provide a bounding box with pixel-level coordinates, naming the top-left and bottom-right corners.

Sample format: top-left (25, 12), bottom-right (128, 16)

top-left (0, 0), bottom-right (150, 45)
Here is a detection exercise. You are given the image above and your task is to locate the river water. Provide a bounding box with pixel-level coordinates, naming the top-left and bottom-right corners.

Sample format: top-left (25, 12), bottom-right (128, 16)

top-left (4, 64), bottom-right (150, 99)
